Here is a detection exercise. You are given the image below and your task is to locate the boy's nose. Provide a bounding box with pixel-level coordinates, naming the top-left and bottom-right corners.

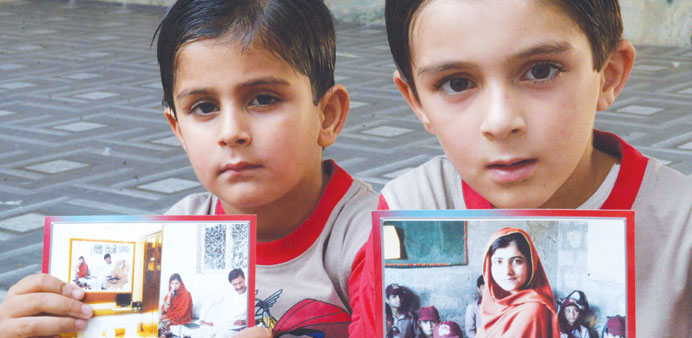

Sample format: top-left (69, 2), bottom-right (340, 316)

top-left (218, 108), bottom-right (251, 147)
top-left (480, 84), bottom-right (526, 140)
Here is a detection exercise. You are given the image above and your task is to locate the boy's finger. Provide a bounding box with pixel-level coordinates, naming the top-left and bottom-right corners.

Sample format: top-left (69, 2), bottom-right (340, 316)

top-left (7, 274), bottom-right (84, 300)
top-left (4, 292), bottom-right (92, 319)
top-left (0, 316), bottom-right (86, 338)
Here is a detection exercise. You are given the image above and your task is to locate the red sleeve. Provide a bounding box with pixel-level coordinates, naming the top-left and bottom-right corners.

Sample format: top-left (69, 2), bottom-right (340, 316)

top-left (377, 194), bottom-right (390, 210)
top-left (348, 194), bottom-right (388, 336)
top-left (348, 231), bottom-right (378, 337)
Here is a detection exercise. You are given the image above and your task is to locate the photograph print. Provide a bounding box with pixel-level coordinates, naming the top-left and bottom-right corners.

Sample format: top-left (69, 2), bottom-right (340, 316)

top-left (372, 209), bottom-right (634, 338)
top-left (44, 215), bottom-right (256, 338)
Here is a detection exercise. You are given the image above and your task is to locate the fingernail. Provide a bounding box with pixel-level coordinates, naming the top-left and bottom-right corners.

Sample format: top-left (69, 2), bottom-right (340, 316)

top-left (75, 319), bottom-right (87, 329)
top-left (72, 287), bottom-right (84, 299)
top-left (82, 304), bottom-right (93, 317)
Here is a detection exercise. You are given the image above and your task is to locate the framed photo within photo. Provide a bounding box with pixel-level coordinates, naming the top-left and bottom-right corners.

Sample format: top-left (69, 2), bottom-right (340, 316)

top-left (372, 209), bottom-right (635, 338)
top-left (44, 215), bottom-right (256, 338)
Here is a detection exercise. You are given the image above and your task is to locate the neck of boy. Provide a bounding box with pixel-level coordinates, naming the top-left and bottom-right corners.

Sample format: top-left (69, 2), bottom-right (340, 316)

top-left (539, 144), bottom-right (618, 209)
top-left (220, 164), bottom-right (329, 243)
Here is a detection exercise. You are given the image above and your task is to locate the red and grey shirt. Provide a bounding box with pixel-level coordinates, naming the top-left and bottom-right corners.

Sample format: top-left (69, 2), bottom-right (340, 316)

top-left (379, 130), bottom-right (692, 338)
top-left (167, 160), bottom-right (378, 337)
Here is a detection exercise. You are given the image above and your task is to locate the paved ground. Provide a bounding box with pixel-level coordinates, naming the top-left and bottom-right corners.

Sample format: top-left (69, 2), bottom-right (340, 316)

top-left (1, 0), bottom-right (691, 300)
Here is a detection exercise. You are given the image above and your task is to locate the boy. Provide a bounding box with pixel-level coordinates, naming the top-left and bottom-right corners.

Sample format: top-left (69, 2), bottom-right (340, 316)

top-left (464, 275), bottom-right (483, 338)
top-left (416, 306), bottom-right (440, 338)
top-left (380, 0), bottom-right (692, 337)
top-left (431, 321), bottom-right (462, 338)
top-left (0, 0), bottom-right (377, 336)
top-left (385, 284), bottom-right (417, 338)
top-left (603, 315), bottom-right (626, 338)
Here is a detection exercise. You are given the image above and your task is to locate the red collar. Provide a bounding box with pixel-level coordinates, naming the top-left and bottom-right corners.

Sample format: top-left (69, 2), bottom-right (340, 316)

top-left (215, 160), bottom-right (354, 265)
top-left (462, 130), bottom-right (648, 210)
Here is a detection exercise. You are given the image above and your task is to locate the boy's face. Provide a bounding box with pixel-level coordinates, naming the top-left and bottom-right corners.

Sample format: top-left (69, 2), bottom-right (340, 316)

top-left (419, 320), bottom-right (436, 335)
top-left (168, 38), bottom-right (330, 212)
top-left (398, 0), bottom-right (617, 208)
top-left (387, 294), bottom-right (401, 308)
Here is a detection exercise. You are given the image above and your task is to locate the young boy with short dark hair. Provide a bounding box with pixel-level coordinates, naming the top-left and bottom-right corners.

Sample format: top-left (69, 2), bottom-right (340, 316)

top-left (380, 0), bottom-right (692, 337)
top-left (0, 1), bottom-right (377, 336)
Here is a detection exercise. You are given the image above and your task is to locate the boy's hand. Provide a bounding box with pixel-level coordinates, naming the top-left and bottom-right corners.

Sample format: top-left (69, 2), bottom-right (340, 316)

top-left (0, 274), bottom-right (93, 337)
top-left (235, 327), bottom-right (273, 338)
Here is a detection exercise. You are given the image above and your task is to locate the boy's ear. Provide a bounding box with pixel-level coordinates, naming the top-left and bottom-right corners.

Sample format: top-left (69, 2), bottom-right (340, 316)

top-left (164, 107), bottom-right (186, 151)
top-left (317, 84), bottom-right (350, 148)
top-left (597, 40), bottom-right (636, 111)
top-left (393, 70), bottom-right (434, 134)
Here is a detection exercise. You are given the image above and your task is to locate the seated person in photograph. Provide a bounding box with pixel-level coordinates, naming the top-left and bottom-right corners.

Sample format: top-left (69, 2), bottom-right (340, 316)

top-left (416, 306), bottom-right (440, 338)
top-left (602, 315), bottom-right (626, 338)
top-left (478, 228), bottom-right (559, 337)
top-left (73, 256), bottom-right (91, 289)
top-left (464, 275), bottom-right (484, 338)
top-left (431, 320), bottom-right (462, 338)
top-left (93, 254), bottom-right (118, 290)
top-left (76, 256), bottom-right (89, 279)
top-left (199, 269), bottom-right (249, 336)
top-left (386, 284), bottom-right (417, 338)
top-left (558, 297), bottom-right (591, 338)
top-left (379, 0), bottom-right (692, 336)
top-left (104, 259), bottom-right (130, 290)
top-left (159, 273), bottom-right (193, 336)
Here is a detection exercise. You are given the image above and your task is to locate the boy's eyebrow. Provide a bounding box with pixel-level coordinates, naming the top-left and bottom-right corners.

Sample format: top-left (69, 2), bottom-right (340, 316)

top-left (175, 77), bottom-right (291, 100)
top-left (417, 61), bottom-right (477, 77)
top-left (512, 41), bottom-right (574, 60)
top-left (416, 42), bottom-right (574, 76)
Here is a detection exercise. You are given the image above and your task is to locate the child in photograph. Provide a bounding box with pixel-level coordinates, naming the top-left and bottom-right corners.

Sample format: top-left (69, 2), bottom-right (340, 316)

top-left (415, 305), bottom-right (440, 338)
top-left (464, 275), bottom-right (484, 338)
top-left (379, 0), bottom-right (692, 336)
top-left (479, 228), bottom-right (559, 337)
top-left (431, 320), bottom-right (462, 338)
top-left (558, 297), bottom-right (591, 338)
top-left (386, 284), bottom-right (417, 338)
top-left (159, 273), bottom-right (193, 336)
top-left (603, 315), bottom-right (626, 338)
top-left (0, 0), bottom-right (377, 336)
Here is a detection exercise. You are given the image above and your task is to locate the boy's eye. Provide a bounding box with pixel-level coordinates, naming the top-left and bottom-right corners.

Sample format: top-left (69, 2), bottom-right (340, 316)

top-left (524, 63), bottom-right (562, 82)
top-left (250, 94), bottom-right (278, 106)
top-left (440, 77), bottom-right (476, 94)
top-left (190, 102), bottom-right (218, 116)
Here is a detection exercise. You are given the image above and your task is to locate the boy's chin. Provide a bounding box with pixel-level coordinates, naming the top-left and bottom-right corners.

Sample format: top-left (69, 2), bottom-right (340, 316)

top-left (483, 189), bottom-right (554, 209)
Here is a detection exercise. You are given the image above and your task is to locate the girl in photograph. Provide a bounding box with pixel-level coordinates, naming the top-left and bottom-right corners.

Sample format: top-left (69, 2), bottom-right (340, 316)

top-left (478, 228), bottom-right (559, 337)
top-left (159, 273), bottom-right (193, 336)
top-left (76, 256), bottom-right (89, 278)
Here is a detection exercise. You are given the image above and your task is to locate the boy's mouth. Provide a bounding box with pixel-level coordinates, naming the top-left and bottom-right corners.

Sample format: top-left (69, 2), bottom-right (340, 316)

top-left (487, 158), bottom-right (537, 183)
top-left (219, 162), bottom-right (261, 176)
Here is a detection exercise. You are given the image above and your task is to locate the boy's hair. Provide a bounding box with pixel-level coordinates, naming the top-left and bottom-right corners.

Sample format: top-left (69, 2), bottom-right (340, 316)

top-left (155, 0), bottom-right (336, 117)
top-left (385, 0), bottom-right (624, 99)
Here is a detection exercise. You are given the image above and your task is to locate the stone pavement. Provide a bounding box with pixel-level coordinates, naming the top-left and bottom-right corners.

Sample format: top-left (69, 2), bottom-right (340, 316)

top-left (1, 0), bottom-right (691, 300)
